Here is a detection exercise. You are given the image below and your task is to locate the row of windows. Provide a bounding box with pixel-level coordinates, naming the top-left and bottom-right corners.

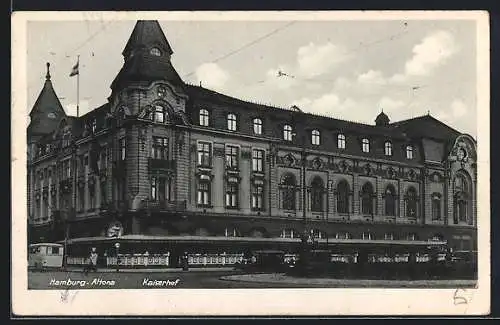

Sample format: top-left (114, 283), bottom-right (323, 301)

top-left (196, 180), bottom-right (265, 210)
top-left (279, 229), bottom-right (431, 241)
top-left (198, 110), bottom-right (414, 159)
top-left (197, 142), bottom-right (265, 172)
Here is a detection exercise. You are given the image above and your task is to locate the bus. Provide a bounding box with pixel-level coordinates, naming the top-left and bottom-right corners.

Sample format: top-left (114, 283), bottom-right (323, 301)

top-left (28, 243), bottom-right (64, 270)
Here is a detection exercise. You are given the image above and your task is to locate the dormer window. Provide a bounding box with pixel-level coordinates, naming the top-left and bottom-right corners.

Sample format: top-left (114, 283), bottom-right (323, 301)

top-left (362, 138), bottom-right (370, 153)
top-left (337, 134), bottom-right (346, 149)
top-left (253, 118), bottom-right (263, 135)
top-left (311, 130), bottom-right (320, 145)
top-left (150, 47), bottom-right (161, 56)
top-left (227, 113), bottom-right (237, 131)
top-left (91, 119), bottom-right (97, 133)
top-left (157, 86), bottom-right (166, 98)
top-left (283, 125), bottom-right (293, 141)
top-left (384, 141), bottom-right (392, 156)
top-left (199, 109), bottom-right (209, 126)
top-left (154, 105), bottom-right (166, 123)
top-left (406, 145), bottom-right (414, 159)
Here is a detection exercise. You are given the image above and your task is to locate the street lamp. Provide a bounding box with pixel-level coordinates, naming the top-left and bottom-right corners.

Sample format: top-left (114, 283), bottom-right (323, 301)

top-left (115, 242), bottom-right (120, 272)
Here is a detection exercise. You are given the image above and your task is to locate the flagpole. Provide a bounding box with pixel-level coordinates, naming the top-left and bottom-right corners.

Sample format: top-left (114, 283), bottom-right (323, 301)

top-left (77, 55), bottom-right (80, 118)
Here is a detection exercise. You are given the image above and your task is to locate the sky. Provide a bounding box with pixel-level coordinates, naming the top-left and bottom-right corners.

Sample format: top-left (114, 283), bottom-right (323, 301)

top-left (26, 18), bottom-right (478, 137)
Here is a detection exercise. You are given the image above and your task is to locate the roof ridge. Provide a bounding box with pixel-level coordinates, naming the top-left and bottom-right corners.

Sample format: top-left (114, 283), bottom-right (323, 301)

top-left (185, 83), bottom-right (376, 127)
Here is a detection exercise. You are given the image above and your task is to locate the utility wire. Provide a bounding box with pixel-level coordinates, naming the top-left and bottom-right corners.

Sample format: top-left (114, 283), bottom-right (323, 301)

top-left (183, 21), bottom-right (297, 79)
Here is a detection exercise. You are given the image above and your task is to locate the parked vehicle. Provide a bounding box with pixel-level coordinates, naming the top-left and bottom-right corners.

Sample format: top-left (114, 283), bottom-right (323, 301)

top-left (28, 243), bottom-right (64, 270)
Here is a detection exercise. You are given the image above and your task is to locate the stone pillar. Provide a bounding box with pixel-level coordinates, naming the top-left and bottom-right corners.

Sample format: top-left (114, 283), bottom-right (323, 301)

top-left (376, 175), bottom-right (384, 216)
top-left (353, 173), bottom-right (360, 215)
top-left (175, 129), bottom-right (190, 204)
top-left (240, 147), bottom-right (251, 214)
top-left (213, 143), bottom-right (225, 213)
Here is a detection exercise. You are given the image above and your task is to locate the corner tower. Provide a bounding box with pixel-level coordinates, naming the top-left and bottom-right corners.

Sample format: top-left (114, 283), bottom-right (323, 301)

top-left (110, 20), bottom-right (188, 116)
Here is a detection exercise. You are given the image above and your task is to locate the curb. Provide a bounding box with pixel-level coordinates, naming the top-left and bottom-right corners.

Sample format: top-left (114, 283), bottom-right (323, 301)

top-left (60, 267), bottom-right (236, 273)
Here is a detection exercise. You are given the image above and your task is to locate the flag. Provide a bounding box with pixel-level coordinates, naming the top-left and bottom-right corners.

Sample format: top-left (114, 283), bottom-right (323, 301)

top-left (69, 61), bottom-right (79, 77)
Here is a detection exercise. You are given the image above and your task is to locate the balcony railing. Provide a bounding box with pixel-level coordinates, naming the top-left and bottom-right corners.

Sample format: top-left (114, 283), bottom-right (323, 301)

top-left (145, 200), bottom-right (187, 212)
top-left (149, 159), bottom-right (176, 170)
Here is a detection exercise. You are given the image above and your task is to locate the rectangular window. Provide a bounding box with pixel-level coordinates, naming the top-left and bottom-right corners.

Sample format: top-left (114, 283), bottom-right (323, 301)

top-left (64, 160), bottom-right (71, 179)
top-left (226, 183), bottom-right (239, 208)
top-left (43, 197), bottom-right (49, 218)
top-left (100, 149), bottom-right (107, 171)
top-left (119, 138), bottom-right (126, 160)
top-left (225, 145), bottom-right (239, 169)
top-left (432, 197), bottom-right (441, 220)
top-left (152, 137), bottom-right (169, 160)
top-left (197, 182), bottom-right (210, 206)
top-left (100, 181), bottom-right (107, 206)
top-left (89, 186), bottom-right (95, 209)
top-left (362, 139), bottom-right (370, 153)
top-left (79, 187), bottom-right (85, 211)
top-left (252, 149), bottom-right (264, 172)
top-left (197, 142), bottom-right (212, 167)
top-left (50, 247), bottom-right (60, 255)
top-left (252, 184), bottom-right (264, 210)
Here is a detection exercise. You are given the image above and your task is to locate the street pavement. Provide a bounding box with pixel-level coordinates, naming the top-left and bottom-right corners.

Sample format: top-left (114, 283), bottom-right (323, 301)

top-left (28, 269), bottom-right (476, 289)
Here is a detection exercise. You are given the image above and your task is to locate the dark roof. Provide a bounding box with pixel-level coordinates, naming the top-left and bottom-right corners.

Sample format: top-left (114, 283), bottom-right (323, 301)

top-left (28, 67), bottom-right (67, 136)
top-left (389, 114), bottom-right (461, 141)
top-left (375, 111), bottom-right (390, 126)
top-left (111, 53), bottom-right (185, 92)
top-left (185, 84), bottom-right (409, 139)
top-left (122, 20), bottom-right (173, 57)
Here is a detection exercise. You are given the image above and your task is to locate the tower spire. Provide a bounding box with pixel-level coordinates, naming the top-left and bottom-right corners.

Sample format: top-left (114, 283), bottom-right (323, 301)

top-left (45, 62), bottom-right (51, 80)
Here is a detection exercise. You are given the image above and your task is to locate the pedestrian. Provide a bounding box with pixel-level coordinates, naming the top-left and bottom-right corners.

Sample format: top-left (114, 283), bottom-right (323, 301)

top-left (89, 247), bottom-right (98, 273)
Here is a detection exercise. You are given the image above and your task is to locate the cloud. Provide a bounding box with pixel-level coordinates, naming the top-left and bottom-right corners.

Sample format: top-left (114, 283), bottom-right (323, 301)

top-left (378, 96), bottom-right (405, 112)
top-left (357, 70), bottom-right (387, 85)
top-left (292, 93), bottom-right (357, 117)
top-left (65, 100), bottom-right (90, 117)
top-left (297, 42), bottom-right (349, 78)
top-left (195, 63), bottom-right (229, 90)
top-left (404, 30), bottom-right (457, 76)
top-left (451, 99), bottom-right (467, 118)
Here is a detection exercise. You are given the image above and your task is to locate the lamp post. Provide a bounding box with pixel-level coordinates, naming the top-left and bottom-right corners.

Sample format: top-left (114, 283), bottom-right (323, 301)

top-left (114, 242), bottom-right (120, 272)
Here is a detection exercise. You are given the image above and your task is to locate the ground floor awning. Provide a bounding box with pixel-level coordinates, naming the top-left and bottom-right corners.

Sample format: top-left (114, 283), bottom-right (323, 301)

top-left (61, 235), bottom-right (447, 247)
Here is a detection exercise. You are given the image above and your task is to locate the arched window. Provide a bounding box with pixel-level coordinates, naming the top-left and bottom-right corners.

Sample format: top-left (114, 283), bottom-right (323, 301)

top-left (336, 180), bottom-right (350, 214)
top-left (432, 193), bottom-right (442, 220)
top-left (406, 233), bottom-right (418, 241)
top-left (227, 113), bottom-right (237, 131)
top-left (281, 228), bottom-right (297, 239)
top-left (384, 185), bottom-right (396, 216)
top-left (384, 141), bottom-right (392, 156)
top-left (199, 109), bottom-right (209, 126)
top-left (337, 134), bottom-right (346, 149)
top-left (453, 174), bottom-right (471, 224)
top-left (405, 187), bottom-right (418, 218)
top-left (281, 174), bottom-right (296, 211)
top-left (311, 130), bottom-right (321, 145)
top-left (283, 124), bottom-right (293, 141)
top-left (310, 176), bottom-right (324, 212)
top-left (253, 118), bottom-right (263, 135)
top-left (150, 47), bottom-right (161, 56)
top-left (153, 105), bottom-right (166, 123)
top-left (224, 227), bottom-right (240, 237)
top-left (362, 232), bottom-right (374, 240)
top-left (362, 138), bottom-right (370, 153)
top-left (335, 232), bottom-right (351, 240)
top-left (361, 182), bottom-right (374, 215)
top-left (406, 145), bottom-right (413, 159)
top-left (312, 229), bottom-right (326, 239)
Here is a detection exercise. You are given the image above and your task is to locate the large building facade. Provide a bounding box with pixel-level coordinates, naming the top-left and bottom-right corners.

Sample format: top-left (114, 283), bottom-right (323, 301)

top-left (27, 21), bottom-right (477, 261)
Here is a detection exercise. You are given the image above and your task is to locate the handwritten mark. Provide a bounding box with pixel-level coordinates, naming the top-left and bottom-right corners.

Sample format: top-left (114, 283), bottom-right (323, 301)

top-left (60, 287), bottom-right (78, 304)
top-left (453, 288), bottom-right (469, 305)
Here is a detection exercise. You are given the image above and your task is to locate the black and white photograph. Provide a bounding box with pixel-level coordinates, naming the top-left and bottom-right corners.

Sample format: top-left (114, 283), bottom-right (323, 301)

top-left (11, 11), bottom-right (490, 315)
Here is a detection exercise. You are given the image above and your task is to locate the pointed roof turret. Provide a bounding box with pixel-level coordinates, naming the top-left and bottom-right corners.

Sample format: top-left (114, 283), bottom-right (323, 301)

top-left (111, 20), bottom-right (184, 92)
top-left (375, 109), bottom-right (390, 126)
top-left (28, 62), bottom-right (67, 136)
top-left (122, 20), bottom-right (173, 59)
